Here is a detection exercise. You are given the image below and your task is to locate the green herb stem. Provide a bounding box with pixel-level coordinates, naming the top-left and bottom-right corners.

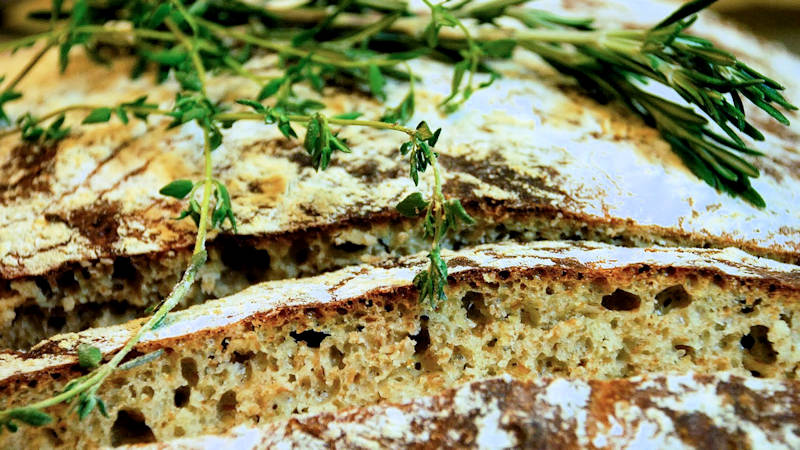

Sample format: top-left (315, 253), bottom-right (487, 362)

top-left (222, 57), bottom-right (273, 84)
top-left (0, 30), bottom-right (58, 53)
top-left (429, 151), bottom-right (445, 243)
top-left (194, 17), bottom-right (405, 69)
top-left (0, 128), bottom-right (213, 427)
top-left (1, 40), bottom-right (56, 93)
top-left (215, 111), bottom-right (416, 135)
top-left (0, 0), bottom-right (794, 433)
top-left (164, 18), bottom-right (206, 96)
top-left (1, 106), bottom-right (414, 141)
top-left (0, 104), bottom-right (171, 139)
top-left (195, 126), bottom-right (214, 253)
top-left (78, 25), bottom-right (176, 43)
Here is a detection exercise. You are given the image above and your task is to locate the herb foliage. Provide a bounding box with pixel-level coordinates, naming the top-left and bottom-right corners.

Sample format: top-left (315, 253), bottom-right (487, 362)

top-left (0, 0), bottom-right (794, 432)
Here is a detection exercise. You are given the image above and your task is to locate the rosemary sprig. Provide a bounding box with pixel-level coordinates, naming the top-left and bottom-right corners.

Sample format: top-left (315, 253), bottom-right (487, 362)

top-left (0, 0), bottom-right (794, 433)
top-left (217, 0), bottom-right (795, 204)
top-left (499, 0), bottom-right (796, 206)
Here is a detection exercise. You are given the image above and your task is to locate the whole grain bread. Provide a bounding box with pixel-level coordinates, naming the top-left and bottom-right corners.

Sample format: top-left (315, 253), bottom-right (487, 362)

top-left (1, 241), bottom-right (798, 448)
top-left (131, 373), bottom-right (800, 449)
top-left (2, 0), bottom-right (800, 348)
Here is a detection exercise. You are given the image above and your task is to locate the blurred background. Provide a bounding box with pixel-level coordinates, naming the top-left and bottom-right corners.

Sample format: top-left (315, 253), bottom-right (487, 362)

top-left (716, 0), bottom-right (800, 54)
top-left (1, 0), bottom-right (799, 54)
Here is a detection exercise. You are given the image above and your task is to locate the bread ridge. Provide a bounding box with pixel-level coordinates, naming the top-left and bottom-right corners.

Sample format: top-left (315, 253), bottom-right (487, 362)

top-left (1, 0), bottom-right (799, 279)
top-left (133, 373), bottom-right (800, 449)
top-left (3, 0), bottom-right (800, 348)
top-left (2, 241), bottom-right (800, 447)
top-left (3, 240), bottom-right (798, 383)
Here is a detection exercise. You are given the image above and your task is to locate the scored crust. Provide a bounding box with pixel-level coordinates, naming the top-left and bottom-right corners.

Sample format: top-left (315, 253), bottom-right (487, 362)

top-left (131, 373), bottom-right (800, 449)
top-left (1, 0), bottom-right (800, 347)
top-left (0, 241), bottom-right (799, 447)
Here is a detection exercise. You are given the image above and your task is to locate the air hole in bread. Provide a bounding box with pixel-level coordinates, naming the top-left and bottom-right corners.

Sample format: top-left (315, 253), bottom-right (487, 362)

top-left (540, 356), bottom-right (567, 375)
top-left (174, 385), bottom-right (191, 408)
top-left (675, 344), bottom-right (695, 360)
top-left (220, 243), bottom-right (271, 284)
top-left (230, 351), bottom-right (254, 364)
top-left (33, 277), bottom-right (52, 297)
top-left (46, 311), bottom-right (66, 330)
top-left (329, 346), bottom-right (345, 370)
top-left (217, 391), bottom-right (237, 421)
top-left (520, 303), bottom-right (539, 327)
top-left (56, 272), bottom-right (79, 293)
top-left (110, 409), bottom-right (156, 446)
top-left (288, 240), bottom-right (309, 264)
top-left (742, 325), bottom-right (777, 365)
top-left (44, 428), bottom-right (63, 447)
top-left (112, 257), bottom-right (142, 287)
top-left (290, 330), bottom-right (330, 348)
top-left (411, 323), bottom-right (431, 355)
top-left (601, 289), bottom-right (641, 311)
top-left (333, 242), bottom-right (367, 253)
top-left (740, 298), bottom-right (763, 314)
top-left (461, 291), bottom-right (489, 325)
top-left (655, 285), bottom-right (692, 313)
top-left (180, 358), bottom-right (199, 387)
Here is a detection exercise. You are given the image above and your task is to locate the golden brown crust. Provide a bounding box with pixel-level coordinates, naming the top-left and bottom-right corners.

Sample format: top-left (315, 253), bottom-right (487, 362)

top-left (2, 240), bottom-right (798, 387)
top-left (1, 0), bottom-right (800, 282)
top-left (1, 241), bottom-right (799, 448)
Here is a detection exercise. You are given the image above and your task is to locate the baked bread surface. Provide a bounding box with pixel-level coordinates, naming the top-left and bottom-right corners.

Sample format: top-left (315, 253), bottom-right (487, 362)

top-left (2, 0), bottom-right (799, 275)
top-left (3, 0), bottom-right (800, 349)
top-left (132, 374), bottom-right (800, 449)
top-left (0, 241), bottom-right (798, 448)
top-left (2, 0), bottom-right (800, 348)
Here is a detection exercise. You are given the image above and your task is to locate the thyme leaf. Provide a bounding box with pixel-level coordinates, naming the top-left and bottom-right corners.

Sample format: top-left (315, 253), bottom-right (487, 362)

top-left (0, 0), bottom-right (794, 432)
top-left (76, 345), bottom-right (102, 369)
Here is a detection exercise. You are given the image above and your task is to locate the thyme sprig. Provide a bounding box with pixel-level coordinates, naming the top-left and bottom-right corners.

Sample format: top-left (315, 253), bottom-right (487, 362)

top-left (218, 0), bottom-right (795, 204)
top-left (0, 0), bottom-right (794, 433)
top-left (0, 0), bottom-right (461, 431)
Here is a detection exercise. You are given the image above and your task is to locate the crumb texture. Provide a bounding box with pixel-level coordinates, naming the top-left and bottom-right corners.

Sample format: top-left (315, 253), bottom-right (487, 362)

top-left (1, 0), bottom-right (800, 349)
top-left (0, 241), bottom-right (798, 448)
top-left (132, 374), bottom-right (800, 449)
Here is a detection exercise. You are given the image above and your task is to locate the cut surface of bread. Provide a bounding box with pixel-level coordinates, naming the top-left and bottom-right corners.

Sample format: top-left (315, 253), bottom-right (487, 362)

top-left (130, 373), bottom-right (800, 449)
top-left (2, 0), bottom-right (800, 348)
top-left (1, 241), bottom-right (798, 448)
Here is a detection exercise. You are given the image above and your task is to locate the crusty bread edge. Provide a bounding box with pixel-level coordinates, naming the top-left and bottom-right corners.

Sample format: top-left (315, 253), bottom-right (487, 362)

top-left (133, 373), bottom-right (800, 449)
top-left (1, 241), bottom-right (798, 391)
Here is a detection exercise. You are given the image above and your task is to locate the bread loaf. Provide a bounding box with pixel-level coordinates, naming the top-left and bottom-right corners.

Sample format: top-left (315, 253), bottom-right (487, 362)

top-left (1, 241), bottom-right (798, 448)
top-left (130, 374), bottom-right (800, 449)
top-left (2, 0), bottom-right (800, 349)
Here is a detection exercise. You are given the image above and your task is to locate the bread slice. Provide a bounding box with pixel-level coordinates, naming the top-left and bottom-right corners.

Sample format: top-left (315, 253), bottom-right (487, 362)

top-left (1, 241), bottom-right (798, 448)
top-left (124, 374), bottom-right (800, 449)
top-left (2, 0), bottom-right (800, 348)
